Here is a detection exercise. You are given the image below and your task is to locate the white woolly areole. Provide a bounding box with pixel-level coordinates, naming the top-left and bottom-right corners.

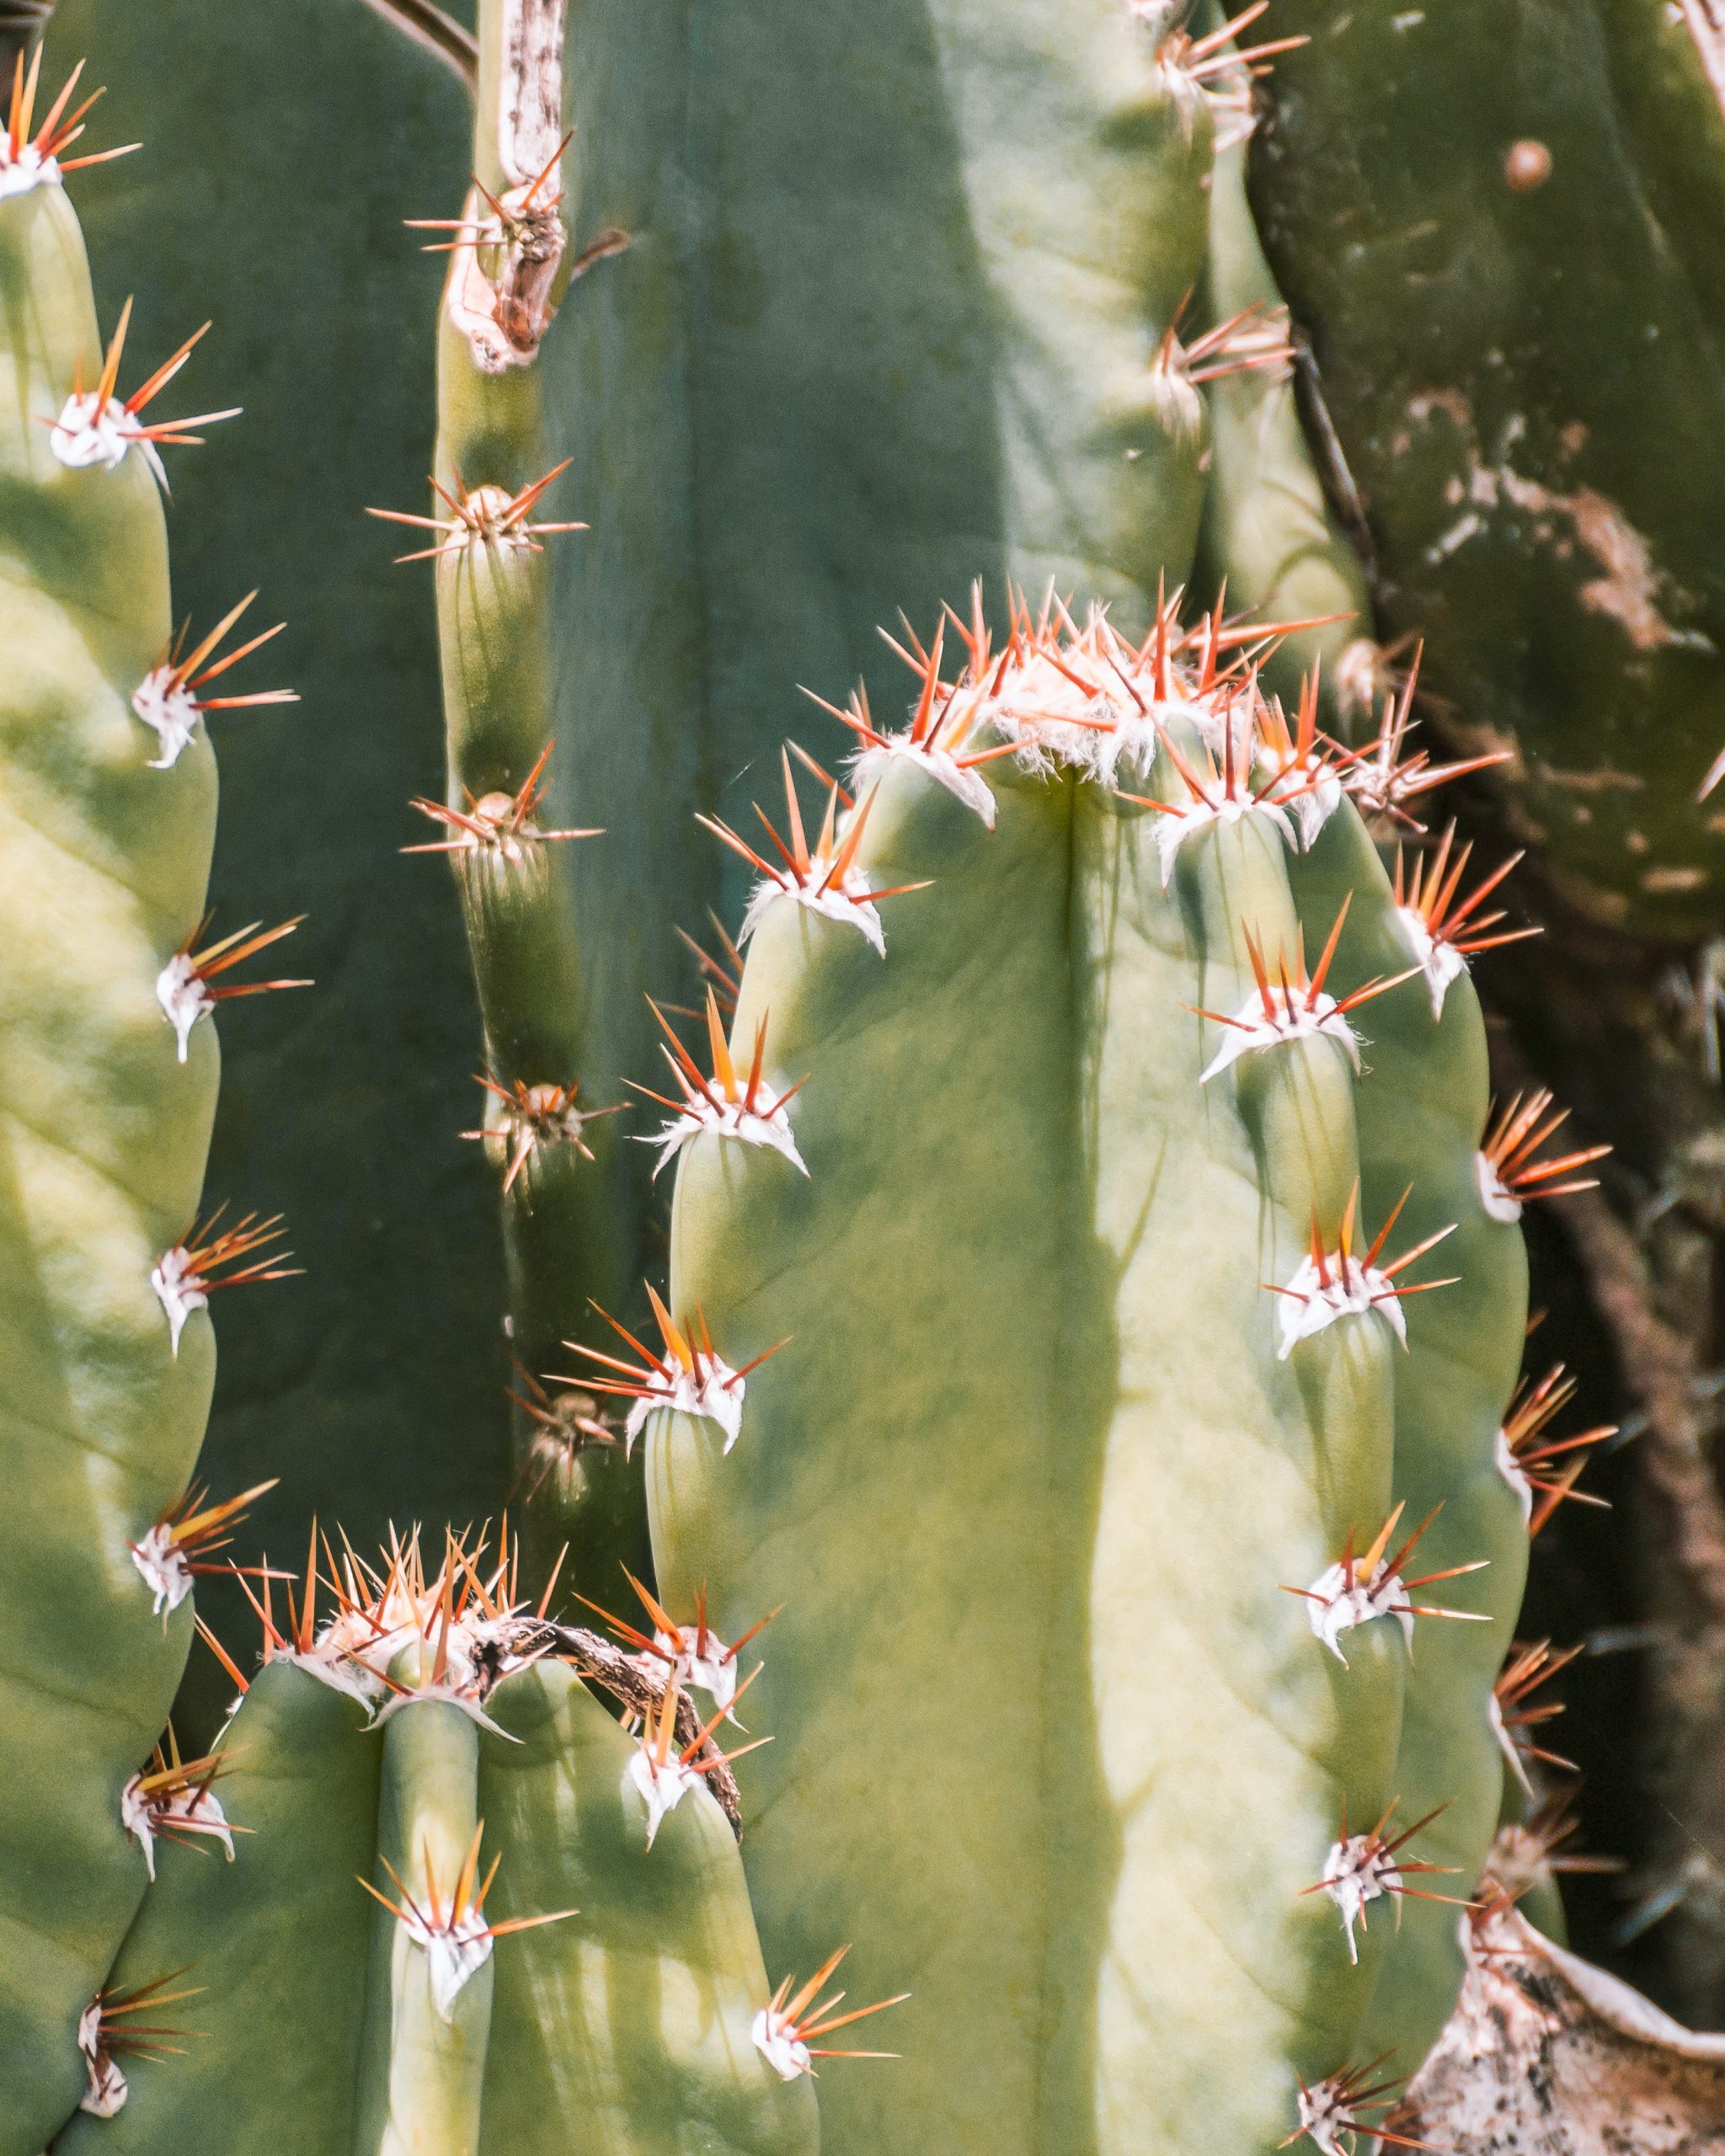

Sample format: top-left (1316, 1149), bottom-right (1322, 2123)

top-left (1395, 905), bottom-right (1467, 1021)
top-left (402, 1901), bottom-right (493, 2021)
top-left (150, 1245), bottom-right (206, 1358)
top-left (50, 390), bottom-right (165, 487)
top-left (156, 952), bottom-right (211, 1061)
top-left (1199, 990), bottom-right (1361, 1085)
top-left (623, 1361), bottom-right (745, 1459)
top-left (1495, 1427), bottom-right (1535, 1523)
top-left (131, 664), bottom-right (202, 770)
top-left (1321, 1833), bottom-right (1404, 1964)
top-left (120, 1776), bottom-right (155, 1876)
top-left (852, 739), bottom-right (996, 830)
top-left (130, 1522), bottom-right (191, 1619)
top-left (1275, 1250), bottom-right (1407, 1360)
top-left (738, 868), bottom-right (885, 956)
top-left (121, 1776), bottom-right (233, 1880)
top-left (655, 1627), bottom-right (740, 1719)
top-left (1477, 1149), bottom-right (1522, 1224)
top-left (1153, 793), bottom-right (1296, 889)
top-left (1293, 2078), bottom-right (1356, 2156)
top-left (752, 2004), bottom-right (813, 2081)
top-left (274, 1644), bottom-right (383, 1713)
top-left (77, 2001), bottom-right (126, 2117)
top-left (0, 144), bottom-right (60, 200)
top-left (1261, 755), bottom-right (1343, 849)
top-left (370, 1684), bottom-right (514, 1740)
top-left (623, 1745), bottom-right (700, 1849)
top-left (641, 1095), bottom-right (807, 1182)
top-left (1302, 1558), bottom-right (1416, 1666)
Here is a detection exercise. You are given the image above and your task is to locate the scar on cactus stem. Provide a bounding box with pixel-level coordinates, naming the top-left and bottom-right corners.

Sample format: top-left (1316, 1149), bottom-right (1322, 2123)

top-left (76, 1972), bottom-right (204, 2119)
top-left (506, 1361), bottom-right (621, 1504)
top-left (403, 740), bottom-right (601, 861)
top-left (1496, 1364), bottom-right (1616, 1533)
top-left (151, 1208), bottom-right (299, 1357)
top-left (120, 1732), bottom-right (238, 1880)
top-left (1267, 1185), bottom-right (1459, 1357)
top-left (558, 1285), bottom-right (788, 1456)
top-left (131, 590), bottom-right (299, 771)
top-left (157, 915), bottom-right (308, 1062)
top-left (1476, 1090), bottom-right (1611, 1225)
top-left (622, 1670), bottom-right (769, 1849)
top-left (574, 1569), bottom-right (778, 1725)
top-left (367, 457), bottom-right (585, 562)
top-left (1341, 652), bottom-right (1512, 830)
top-left (465, 1075), bottom-right (624, 1192)
top-left (128, 1479), bottom-right (281, 1621)
top-left (357, 1820), bottom-right (576, 2021)
top-left (1187, 895), bottom-right (1417, 1081)
top-left (47, 297), bottom-right (239, 485)
top-left (1281, 2057), bottom-right (1429, 2155)
top-left (1306, 1800), bottom-right (1469, 1965)
top-left (698, 754), bottom-right (930, 956)
top-left (1389, 821), bottom-right (1540, 1022)
top-left (407, 123), bottom-right (631, 287)
top-left (751, 1946), bottom-right (909, 2083)
top-left (1288, 1500), bottom-right (1492, 1664)
top-left (1, 46), bottom-right (136, 197)
top-left (632, 990), bottom-right (809, 1178)
top-left (1492, 1640), bottom-right (1584, 1793)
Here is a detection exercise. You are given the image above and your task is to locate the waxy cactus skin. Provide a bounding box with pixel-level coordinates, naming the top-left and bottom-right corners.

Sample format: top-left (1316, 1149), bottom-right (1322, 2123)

top-left (1, 1), bottom-right (1648, 2147)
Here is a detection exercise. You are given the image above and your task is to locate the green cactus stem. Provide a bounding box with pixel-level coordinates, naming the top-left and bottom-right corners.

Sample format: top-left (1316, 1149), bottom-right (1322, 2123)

top-left (0, 51), bottom-right (291, 2147)
top-left (397, 0), bottom-right (641, 1592)
top-left (63, 1529), bottom-right (833, 2153)
top-left (647, 599), bottom-right (1467, 2155)
top-left (1279, 739), bottom-right (1608, 2067)
top-left (1250, 0), bottom-right (1725, 937)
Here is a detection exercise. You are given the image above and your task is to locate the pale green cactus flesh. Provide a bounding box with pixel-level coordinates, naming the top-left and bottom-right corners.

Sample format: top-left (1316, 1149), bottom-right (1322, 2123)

top-left (649, 605), bottom-right (1457, 2156)
top-left (0, 100), bottom-right (236, 2149)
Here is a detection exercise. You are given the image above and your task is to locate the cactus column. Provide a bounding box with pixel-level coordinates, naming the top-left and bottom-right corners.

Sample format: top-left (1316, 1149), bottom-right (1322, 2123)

top-left (649, 610), bottom-right (1466, 2156)
top-left (0, 58), bottom-right (247, 2150)
top-left (399, 0), bottom-right (639, 1590)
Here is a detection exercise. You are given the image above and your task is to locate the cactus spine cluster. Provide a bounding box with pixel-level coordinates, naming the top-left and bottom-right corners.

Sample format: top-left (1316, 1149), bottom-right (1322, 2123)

top-left (1, 2), bottom-right (1645, 2152)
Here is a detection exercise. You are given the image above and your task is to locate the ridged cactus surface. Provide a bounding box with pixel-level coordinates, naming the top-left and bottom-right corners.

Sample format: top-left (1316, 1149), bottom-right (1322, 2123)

top-left (650, 602), bottom-right (1520, 2155)
top-left (56, 1536), bottom-right (819, 2154)
top-left (0, 3), bottom-right (1649, 2150)
top-left (0, 72), bottom-right (232, 2146)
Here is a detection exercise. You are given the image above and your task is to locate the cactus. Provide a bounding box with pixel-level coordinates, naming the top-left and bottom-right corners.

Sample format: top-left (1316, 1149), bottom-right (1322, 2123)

top-left (3, 2), bottom-right (1691, 2151)
top-left (649, 600), bottom-right (1511, 2154)
top-left (55, 1530), bottom-right (827, 2153)
top-left (1247, 0), bottom-right (1725, 937)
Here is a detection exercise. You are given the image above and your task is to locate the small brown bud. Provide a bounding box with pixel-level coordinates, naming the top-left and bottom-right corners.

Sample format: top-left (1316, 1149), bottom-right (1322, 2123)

top-left (1504, 139), bottom-right (1553, 191)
